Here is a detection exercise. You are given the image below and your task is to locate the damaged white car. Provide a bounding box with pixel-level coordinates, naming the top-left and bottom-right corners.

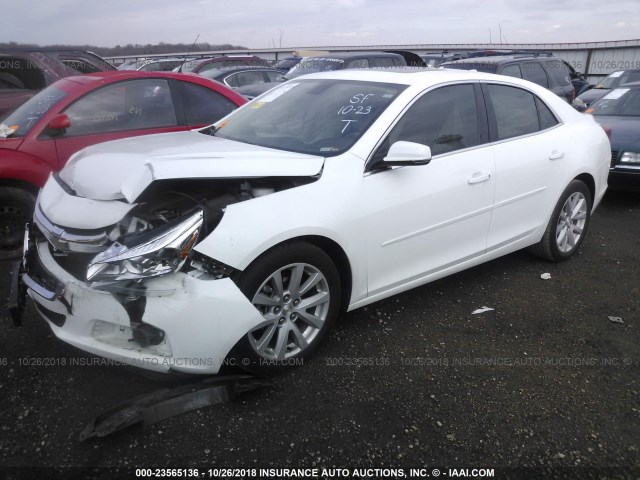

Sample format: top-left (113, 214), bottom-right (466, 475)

top-left (10, 69), bottom-right (610, 374)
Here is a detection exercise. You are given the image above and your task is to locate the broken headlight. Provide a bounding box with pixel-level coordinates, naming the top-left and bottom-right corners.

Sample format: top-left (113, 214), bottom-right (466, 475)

top-left (87, 209), bottom-right (204, 286)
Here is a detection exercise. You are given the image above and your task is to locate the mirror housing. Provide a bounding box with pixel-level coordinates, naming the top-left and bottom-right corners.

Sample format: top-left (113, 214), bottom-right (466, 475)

top-left (572, 98), bottom-right (587, 112)
top-left (383, 141), bottom-right (432, 166)
top-left (47, 114), bottom-right (71, 132)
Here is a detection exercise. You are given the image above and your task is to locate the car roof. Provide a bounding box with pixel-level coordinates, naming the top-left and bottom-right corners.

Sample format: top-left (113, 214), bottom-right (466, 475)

top-left (50, 70), bottom-right (246, 104)
top-left (206, 65), bottom-right (283, 74)
top-left (58, 70), bottom-right (205, 84)
top-left (445, 55), bottom-right (560, 65)
top-left (299, 67), bottom-right (526, 86)
top-left (306, 51), bottom-right (402, 60)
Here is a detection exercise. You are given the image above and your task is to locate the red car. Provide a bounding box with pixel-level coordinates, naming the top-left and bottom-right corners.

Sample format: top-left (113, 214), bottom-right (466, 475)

top-left (0, 70), bottom-right (246, 258)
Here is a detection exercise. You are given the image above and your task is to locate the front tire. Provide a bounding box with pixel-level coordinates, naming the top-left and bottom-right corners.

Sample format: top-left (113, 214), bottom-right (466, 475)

top-left (232, 242), bottom-right (341, 372)
top-left (530, 180), bottom-right (592, 262)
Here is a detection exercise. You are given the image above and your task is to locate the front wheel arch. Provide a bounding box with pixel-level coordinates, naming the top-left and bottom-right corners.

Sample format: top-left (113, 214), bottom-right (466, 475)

top-left (230, 241), bottom-right (342, 372)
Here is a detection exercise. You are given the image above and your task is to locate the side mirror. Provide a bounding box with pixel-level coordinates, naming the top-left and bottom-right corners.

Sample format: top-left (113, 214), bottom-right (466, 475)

top-left (46, 114), bottom-right (71, 133)
top-left (383, 141), bottom-right (432, 166)
top-left (572, 98), bottom-right (587, 112)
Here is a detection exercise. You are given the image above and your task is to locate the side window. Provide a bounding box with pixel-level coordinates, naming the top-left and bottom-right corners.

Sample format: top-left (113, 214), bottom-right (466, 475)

top-left (233, 71), bottom-right (267, 87)
top-left (180, 82), bottom-right (238, 125)
top-left (224, 74), bottom-right (240, 88)
top-left (500, 64), bottom-right (522, 79)
top-left (372, 57), bottom-right (395, 68)
top-left (372, 84), bottom-right (480, 163)
top-left (485, 84), bottom-right (540, 140)
top-left (347, 59), bottom-right (369, 68)
top-left (264, 71), bottom-right (284, 82)
top-left (64, 79), bottom-right (177, 136)
top-left (535, 97), bottom-right (559, 130)
top-left (545, 60), bottom-right (571, 87)
top-left (521, 62), bottom-right (549, 88)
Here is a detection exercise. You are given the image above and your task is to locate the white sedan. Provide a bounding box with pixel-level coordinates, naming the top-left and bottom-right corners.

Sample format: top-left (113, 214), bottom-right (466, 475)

top-left (16, 69), bottom-right (610, 374)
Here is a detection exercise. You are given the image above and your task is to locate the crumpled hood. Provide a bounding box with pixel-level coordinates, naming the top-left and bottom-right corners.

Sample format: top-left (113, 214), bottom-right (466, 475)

top-left (59, 130), bottom-right (325, 202)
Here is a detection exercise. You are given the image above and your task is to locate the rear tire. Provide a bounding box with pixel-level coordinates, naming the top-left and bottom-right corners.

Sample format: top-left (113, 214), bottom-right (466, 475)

top-left (0, 187), bottom-right (35, 261)
top-left (529, 180), bottom-right (591, 262)
top-left (231, 242), bottom-right (341, 373)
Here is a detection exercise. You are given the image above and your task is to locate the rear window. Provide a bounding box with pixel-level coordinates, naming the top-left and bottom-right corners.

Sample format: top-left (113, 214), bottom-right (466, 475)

top-left (521, 62), bottom-right (549, 88)
top-left (544, 60), bottom-right (571, 87)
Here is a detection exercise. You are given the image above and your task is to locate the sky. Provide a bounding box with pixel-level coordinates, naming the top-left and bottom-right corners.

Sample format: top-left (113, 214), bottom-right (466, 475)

top-left (2, 0), bottom-right (639, 49)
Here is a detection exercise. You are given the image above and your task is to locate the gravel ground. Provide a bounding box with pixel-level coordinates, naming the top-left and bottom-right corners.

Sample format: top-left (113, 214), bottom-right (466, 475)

top-left (0, 190), bottom-right (639, 480)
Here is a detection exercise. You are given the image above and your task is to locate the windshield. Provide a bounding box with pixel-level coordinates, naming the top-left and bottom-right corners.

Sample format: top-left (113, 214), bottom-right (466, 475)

top-left (285, 58), bottom-right (346, 79)
top-left (0, 85), bottom-right (67, 137)
top-left (211, 79), bottom-right (407, 156)
top-left (597, 71), bottom-right (640, 89)
top-left (588, 88), bottom-right (640, 116)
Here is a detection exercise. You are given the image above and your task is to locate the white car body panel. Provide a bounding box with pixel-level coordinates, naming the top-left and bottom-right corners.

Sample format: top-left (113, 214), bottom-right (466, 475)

top-left (60, 131), bottom-right (324, 202)
top-left (30, 240), bottom-right (265, 374)
top-left (363, 145), bottom-right (494, 296)
top-left (39, 173), bottom-right (136, 229)
top-left (25, 69), bottom-right (610, 373)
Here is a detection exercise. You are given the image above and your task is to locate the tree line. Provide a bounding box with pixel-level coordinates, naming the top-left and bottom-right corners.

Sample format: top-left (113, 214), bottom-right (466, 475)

top-left (0, 41), bottom-right (248, 57)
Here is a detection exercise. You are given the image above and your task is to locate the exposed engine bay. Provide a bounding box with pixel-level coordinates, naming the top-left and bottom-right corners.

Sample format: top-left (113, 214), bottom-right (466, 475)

top-left (22, 175), bottom-right (316, 349)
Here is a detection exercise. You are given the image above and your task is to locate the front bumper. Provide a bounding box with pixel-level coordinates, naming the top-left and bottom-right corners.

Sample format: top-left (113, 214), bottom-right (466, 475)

top-left (608, 165), bottom-right (640, 191)
top-left (23, 239), bottom-right (264, 374)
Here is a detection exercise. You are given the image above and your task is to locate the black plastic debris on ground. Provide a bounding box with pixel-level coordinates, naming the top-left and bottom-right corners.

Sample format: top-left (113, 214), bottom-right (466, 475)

top-left (79, 374), bottom-right (273, 440)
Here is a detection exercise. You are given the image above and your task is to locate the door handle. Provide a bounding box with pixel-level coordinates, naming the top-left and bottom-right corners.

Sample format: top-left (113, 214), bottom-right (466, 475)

top-left (549, 150), bottom-right (565, 160)
top-left (468, 171), bottom-right (491, 184)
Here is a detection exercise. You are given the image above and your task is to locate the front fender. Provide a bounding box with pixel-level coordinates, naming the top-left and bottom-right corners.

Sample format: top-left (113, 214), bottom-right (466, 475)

top-left (0, 149), bottom-right (55, 188)
top-left (193, 159), bottom-right (368, 305)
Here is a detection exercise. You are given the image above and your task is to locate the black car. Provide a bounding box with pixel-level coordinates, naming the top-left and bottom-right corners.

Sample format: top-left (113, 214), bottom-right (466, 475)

top-left (0, 50), bottom-right (96, 117)
top-left (273, 56), bottom-right (303, 71)
top-left (587, 82), bottom-right (640, 190)
top-left (237, 52), bottom-right (407, 99)
top-left (442, 54), bottom-right (576, 103)
top-left (198, 66), bottom-right (285, 89)
top-left (577, 69), bottom-right (640, 107)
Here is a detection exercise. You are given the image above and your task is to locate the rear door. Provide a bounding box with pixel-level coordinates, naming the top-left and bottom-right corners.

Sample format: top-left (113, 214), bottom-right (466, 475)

top-left (482, 82), bottom-right (567, 250)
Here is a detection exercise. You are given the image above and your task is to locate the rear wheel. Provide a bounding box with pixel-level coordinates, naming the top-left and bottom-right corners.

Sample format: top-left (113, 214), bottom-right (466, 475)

top-left (529, 180), bottom-right (591, 262)
top-left (232, 242), bottom-right (341, 372)
top-left (0, 187), bottom-right (35, 261)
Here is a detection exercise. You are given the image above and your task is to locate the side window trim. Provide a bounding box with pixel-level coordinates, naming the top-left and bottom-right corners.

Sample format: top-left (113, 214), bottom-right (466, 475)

top-left (60, 78), bottom-right (178, 138)
top-left (365, 81), bottom-right (489, 173)
top-left (481, 81), bottom-right (560, 144)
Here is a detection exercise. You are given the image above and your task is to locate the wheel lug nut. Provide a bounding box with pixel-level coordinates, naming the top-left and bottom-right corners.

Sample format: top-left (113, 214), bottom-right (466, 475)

top-left (278, 317), bottom-right (286, 324)
top-left (290, 313), bottom-right (297, 320)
